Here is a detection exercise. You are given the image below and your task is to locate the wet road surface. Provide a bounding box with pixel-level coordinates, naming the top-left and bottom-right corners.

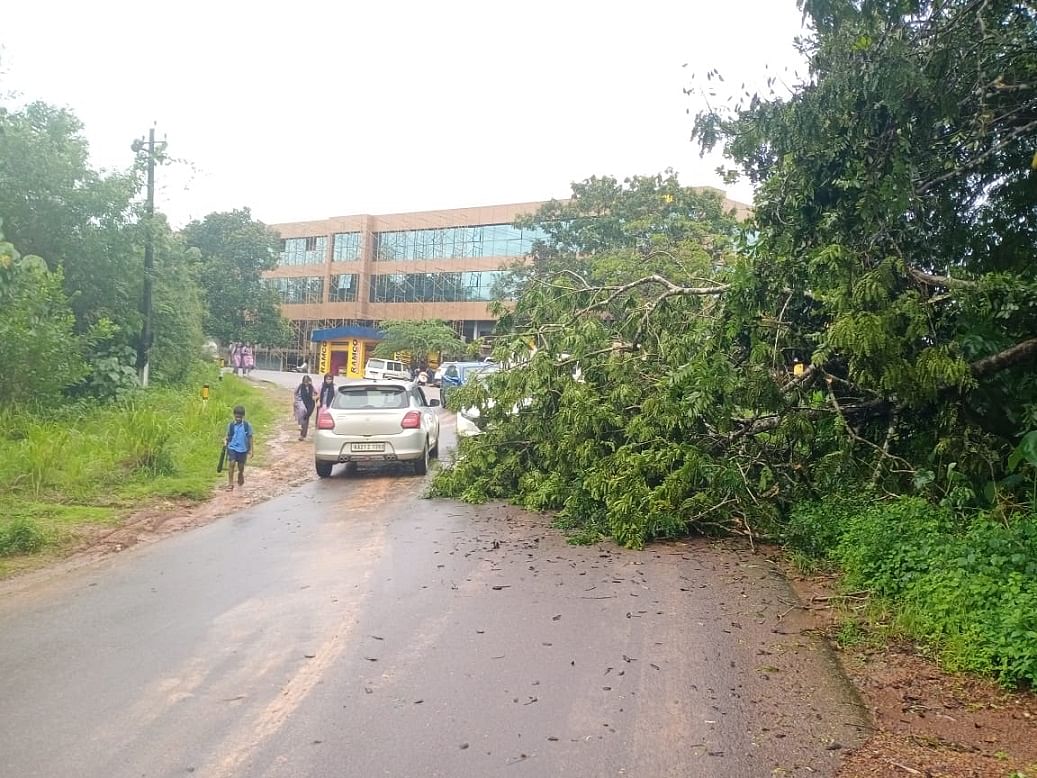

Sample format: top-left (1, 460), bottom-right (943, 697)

top-left (0, 411), bottom-right (867, 777)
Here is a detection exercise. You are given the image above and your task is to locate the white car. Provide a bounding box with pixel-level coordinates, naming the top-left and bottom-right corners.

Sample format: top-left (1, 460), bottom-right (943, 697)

top-left (456, 402), bottom-right (487, 438)
top-left (363, 358), bottom-right (411, 381)
top-left (456, 358), bottom-right (577, 438)
top-left (313, 381), bottom-right (440, 477)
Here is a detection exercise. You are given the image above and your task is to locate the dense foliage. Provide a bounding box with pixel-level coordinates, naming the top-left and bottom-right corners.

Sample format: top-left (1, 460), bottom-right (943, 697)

top-left (431, 175), bottom-right (751, 547)
top-left (786, 494), bottom-right (1037, 686)
top-left (0, 228), bottom-right (85, 402)
top-left (430, 0), bottom-right (1037, 684)
top-left (372, 320), bottom-right (466, 362)
top-left (0, 101), bottom-right (208, 394)
top-left (433, 1), bottom-right (1037, 545)
top-left (180, 209), bottom-right (289, 348)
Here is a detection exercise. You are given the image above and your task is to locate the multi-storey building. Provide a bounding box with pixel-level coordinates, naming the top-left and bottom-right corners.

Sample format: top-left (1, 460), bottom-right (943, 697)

top-left (264, 194), bottom-right (748, 376)
top-left (265, 202), bottom-right (547, 375)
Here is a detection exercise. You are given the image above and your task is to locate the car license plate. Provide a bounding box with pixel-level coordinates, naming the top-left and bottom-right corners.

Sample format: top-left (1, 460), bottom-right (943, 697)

top-left (351, 442), bottom-right (385, 452)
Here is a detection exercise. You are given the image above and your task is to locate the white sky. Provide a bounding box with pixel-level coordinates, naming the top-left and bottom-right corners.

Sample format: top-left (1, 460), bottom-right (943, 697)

top-left (2, 0), bottom-right (808, 228)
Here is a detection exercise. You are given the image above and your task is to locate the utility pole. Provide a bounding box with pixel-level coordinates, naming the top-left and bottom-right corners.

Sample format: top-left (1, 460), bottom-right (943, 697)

top-left (132, 127), bottom-right (166, 387)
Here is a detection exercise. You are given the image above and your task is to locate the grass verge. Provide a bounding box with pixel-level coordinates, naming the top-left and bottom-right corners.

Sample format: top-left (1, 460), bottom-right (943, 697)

top-left (0, 366), bottom-right (277, 576)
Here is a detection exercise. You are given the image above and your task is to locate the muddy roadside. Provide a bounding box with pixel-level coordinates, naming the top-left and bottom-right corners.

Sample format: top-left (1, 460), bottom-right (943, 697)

top-left (3, 379), bottom-right (1035, 777)
top-left (790, 565), bottom-right (1037, 778)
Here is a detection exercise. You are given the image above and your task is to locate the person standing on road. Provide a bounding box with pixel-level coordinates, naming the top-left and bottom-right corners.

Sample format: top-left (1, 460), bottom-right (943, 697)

top-left (230, 343), bottom-right (242, 375)
top-left (294, 375), bottom-right (317, 441)
top-left (224, 405), bottom-right (254, 491)
top-left (318, 372), bottom-right (336, 409)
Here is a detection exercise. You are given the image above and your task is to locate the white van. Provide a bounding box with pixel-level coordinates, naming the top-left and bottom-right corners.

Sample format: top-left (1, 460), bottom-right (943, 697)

top-left (363, 358), bottom-right (411, 381)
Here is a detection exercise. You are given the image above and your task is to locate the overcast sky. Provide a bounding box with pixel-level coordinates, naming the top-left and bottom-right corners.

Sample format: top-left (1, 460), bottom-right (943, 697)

top-left (2, 1), bottom-right (808, 228)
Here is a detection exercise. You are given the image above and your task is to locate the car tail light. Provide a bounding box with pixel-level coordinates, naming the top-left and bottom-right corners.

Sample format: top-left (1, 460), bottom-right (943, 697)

top-left (400, 411), bottom-right (421, 429)
top-left (317, 408), bottom-right (336, 430)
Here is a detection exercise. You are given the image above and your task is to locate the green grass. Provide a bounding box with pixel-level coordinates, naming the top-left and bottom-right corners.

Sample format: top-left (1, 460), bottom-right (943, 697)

top-left (0, 366), bottom-right (279, 573)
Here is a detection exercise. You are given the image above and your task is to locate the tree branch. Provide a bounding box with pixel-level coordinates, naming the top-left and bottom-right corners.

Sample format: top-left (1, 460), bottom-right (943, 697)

top-left (917, 118), bottom-right (1037, 194)
top-left (907, 266), bottom-right (976, 289)
top-left (970, 338), bottom-right (1037, 378)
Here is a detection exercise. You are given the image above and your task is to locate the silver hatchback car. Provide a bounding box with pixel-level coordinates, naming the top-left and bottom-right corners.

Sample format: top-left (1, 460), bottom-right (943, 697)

top-left (313, 380), bottom-right (441, 478)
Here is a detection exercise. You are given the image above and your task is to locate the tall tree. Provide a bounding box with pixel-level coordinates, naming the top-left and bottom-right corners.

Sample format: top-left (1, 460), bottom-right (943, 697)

top-left (0, 100), bottom-right (206, 387)
top-left (435, 0), bottom-right (1037, 544)
top-left (0, 102), bottom-right (140, 334)
top-left (181, 209), bottom-right (289, 346)
top-left (150, 226), bottom-right (207, 384)
top-left (693, 0), bottom-right (1037, 493)
top-left (515, 171), bottom-right (741, 278)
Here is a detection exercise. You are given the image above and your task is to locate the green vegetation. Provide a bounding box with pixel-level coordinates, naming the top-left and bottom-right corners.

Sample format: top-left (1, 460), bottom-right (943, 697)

top-left (180, 209), bottom-right (290, 348)
top-left (432, 1), bottom-right (1037, 687)
top-left (0, 92), bottom-right (291, 573)
top-left (786, 495), bottom-right (1037, 687)
top-left (0, 372), bottom-right (275, 573)
top-left (0, 102), bottom-right (211, 395)
top-left (372, 320), bottom-right (466, 362)
top-left (0, 227), bottom-right (86, 402)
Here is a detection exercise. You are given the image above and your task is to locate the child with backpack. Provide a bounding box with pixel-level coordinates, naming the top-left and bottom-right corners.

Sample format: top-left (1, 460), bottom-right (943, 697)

top-left (224, 405), bottom-right (254, 490)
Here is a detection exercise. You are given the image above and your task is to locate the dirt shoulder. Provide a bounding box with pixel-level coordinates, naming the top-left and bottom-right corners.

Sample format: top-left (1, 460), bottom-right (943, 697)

top-left (3, 379), bottom-right (1035, 776)
top-left (786, 570), bottom-right (1037, 778)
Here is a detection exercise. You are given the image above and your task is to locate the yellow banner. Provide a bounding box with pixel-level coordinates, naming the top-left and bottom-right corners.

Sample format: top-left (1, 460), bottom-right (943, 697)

top-left (318, 342), bottom-right (330, 375)
top-left (347, 338), bottom-right (364, 378)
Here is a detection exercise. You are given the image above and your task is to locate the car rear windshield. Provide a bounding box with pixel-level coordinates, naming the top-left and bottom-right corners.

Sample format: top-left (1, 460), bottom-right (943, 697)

top-left (333, 387), bottom-right (408, 410)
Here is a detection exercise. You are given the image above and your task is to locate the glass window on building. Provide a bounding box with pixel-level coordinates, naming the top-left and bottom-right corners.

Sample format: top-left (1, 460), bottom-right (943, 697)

top-left (268, 276), bottom-right (325, 304)
top-left (369, 271), bottom-right (513, 303)
top-left (373, 225), bottom-right (547, 261)
top-left (279, 236), bottom-right (328, 267)
top-left (330, 274), bottom-right (358, 302)
top-left (333, 232), bottom-right (362, 261)
top-left (305, 276), bottom-right (324, 304)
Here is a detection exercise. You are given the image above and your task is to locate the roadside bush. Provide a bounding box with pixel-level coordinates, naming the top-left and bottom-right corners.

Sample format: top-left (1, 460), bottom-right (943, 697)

top-left (898, 516), bottom-right (1037, 687)
top-left (782, 489), bottom-right (872, 561)
top-left (0, 517), bottom-right (47, 556)
top-left (834, 497), bottom-right (959, 598)
top-left (818, 497), bottom-right (1037, 687)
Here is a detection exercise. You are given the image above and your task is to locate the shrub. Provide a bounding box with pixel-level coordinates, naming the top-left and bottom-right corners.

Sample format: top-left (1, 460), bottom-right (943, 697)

top-left (783, 489), bottom-right (872, 560)
top-left (834, 497), bottom-right (958, 598)
top-left (0, 517), bottom-right (47, 556)
top-left (823, 497), bottom-right (1037, 687)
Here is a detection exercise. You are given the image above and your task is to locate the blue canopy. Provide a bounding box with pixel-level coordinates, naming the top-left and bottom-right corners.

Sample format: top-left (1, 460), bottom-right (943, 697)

top-left (310, 325), bottom-right (384, 343)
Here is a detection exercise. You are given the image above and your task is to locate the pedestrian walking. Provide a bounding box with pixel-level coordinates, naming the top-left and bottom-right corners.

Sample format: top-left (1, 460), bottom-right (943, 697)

top-left (242, 343), bottom-right (255, 375)
top-left (223, 405), bottom-right (254, 490)
top-left (231, 343), bottom-right (242, 375)
top-left (318, 372), bottom-right (336, 409)
top-left (294, 375), bottom-right (317, 440)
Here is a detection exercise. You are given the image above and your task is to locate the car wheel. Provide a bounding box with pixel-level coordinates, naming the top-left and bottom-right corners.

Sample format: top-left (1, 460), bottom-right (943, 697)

top-left (315, 460), bottom-right (333, 478)
top-left (430, 434), bottom-right (439, 459)
top-left (413, 441), bottom-right (429, 475)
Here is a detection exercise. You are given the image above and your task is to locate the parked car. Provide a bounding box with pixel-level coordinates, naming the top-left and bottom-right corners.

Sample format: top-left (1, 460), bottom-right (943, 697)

top-left (363, 358), bottom-right (410, 381)
top-left (456, 357), bottom-right (578, 437)
top-left (457, 391), bottom-right (533, 438)
top-left (313, 380), bottom-right (440, 477)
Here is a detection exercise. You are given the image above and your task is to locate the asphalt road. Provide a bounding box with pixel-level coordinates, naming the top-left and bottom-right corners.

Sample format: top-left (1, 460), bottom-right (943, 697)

top-left (0, 388), bottom-right (868, 777)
